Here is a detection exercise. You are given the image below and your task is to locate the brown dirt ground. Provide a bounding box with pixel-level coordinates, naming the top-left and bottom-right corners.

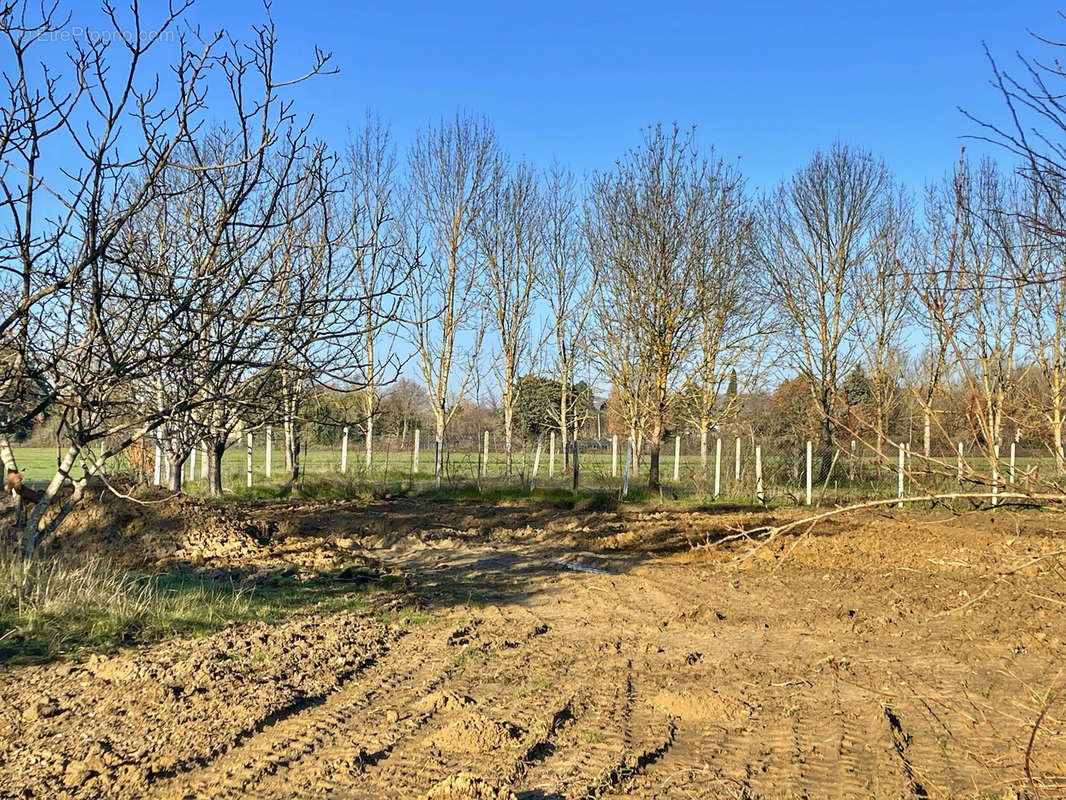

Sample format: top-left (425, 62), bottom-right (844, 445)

top-left (1, 495), bottom-right (1065, 799)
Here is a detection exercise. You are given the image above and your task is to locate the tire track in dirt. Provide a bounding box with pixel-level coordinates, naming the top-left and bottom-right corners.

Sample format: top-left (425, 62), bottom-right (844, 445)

top-left (327, 606), bottom-right (557, 798)
top-left (513, 657), bottom-right (676, 799)
top-left (157, 601), bottom-right (559, 800)
top-left (149, 618), bottom-right (471, 800)
top-left (604, 563), bottom-right (922, 800)
top-left (512, 662), bottom-right (634, 798)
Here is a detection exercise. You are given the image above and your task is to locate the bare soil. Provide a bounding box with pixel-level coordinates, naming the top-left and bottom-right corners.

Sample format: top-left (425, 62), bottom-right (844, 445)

top-left (1, 496), bottom-right (1065, 799)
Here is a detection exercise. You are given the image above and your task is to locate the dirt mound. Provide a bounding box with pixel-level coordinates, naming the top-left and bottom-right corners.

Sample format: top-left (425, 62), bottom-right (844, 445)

top-left (427, 713), bottom-right (523, 753)
top-left (51, 490), bottom-right (274, 569)
top-left (47, 492), bottom-right (384, 575)
top-left (417, 690), bottom-right (477, 713)
top-left (426, 773), bottom-right (517, 800)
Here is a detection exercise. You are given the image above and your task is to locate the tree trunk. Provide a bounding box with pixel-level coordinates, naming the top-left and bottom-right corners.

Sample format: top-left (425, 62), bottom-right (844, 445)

top-left (700, 426), bottom-right (708, 471)
top-left (1051, 371), bottom-right (1065, 476)
top-left (648, 417), bottom-right (662, 491)
top-left (200, 440), bottom-right (209, 480)
top-left (365, 413), bottom-right (374, 471)
top-left (874, 414), bottom-right (885, 474)
top-left (0, 436), bottom-right (18, 474)
top-left (560, 383), bottom-right (569, 470)
top-left (166, 451), bottom-right (183, 493)
top-left (208, 438), bottom-right (225, 498)
top-left (284, 417), bottom-right (294, 475)
top-left (923, 408), bottom-right (931, 460)
top-left (433, 407), bottom-right (445, 488)
top-left (1055, 406), bottom-right (1065, 476)
top-left (289, 431), bottom-right (301, 483)
top-left (819, 414), bottom-right (833, 483)
top-left (503, 404), bottom-right (513, 476)
top-left (21, 445), bottom-right (79, 555)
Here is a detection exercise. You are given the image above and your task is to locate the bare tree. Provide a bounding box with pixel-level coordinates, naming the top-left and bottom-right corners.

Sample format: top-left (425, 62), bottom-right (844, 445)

top-left (960, 23), bottom-right (1066, 484)
top-left (760, 143), bottom-right (891, 480)
top-left (957, 161), bottom-right (1025, 454)
top-left (857, 186), bottom-right (912, 458)
top-left (540, 164), bottom-right (592, 471)
top-left (0, 1), bottom-right (337, 549)
top-left (587, 124), bottom-right (738, 491)
top-left (343, 113), bottom-right (406, 472)
top-left (120, 136), bottom-right (349, 497)
top-left (406, 112), bottom-right (502, 486)
top-left (477, 162), bottom-right (541, 475)
top-left (1015, 176), bottom-right (1066, 474)
top-left (676, 166), bottom-right (760, 470)
top-left (909, 168), bottom-right (968, 463)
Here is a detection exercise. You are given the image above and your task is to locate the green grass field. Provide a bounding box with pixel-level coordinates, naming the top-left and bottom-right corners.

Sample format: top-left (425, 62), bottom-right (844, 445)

top-left (6, 440), bottom-right (1053, 507)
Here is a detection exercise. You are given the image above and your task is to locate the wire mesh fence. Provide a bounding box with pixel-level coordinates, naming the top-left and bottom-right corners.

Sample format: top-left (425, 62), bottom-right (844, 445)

top-left (80, 419), bottom-right (1062, 507)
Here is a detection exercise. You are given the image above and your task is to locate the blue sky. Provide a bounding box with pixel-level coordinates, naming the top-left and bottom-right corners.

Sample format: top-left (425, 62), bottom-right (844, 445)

top-left (43, 0), bottom-right (1062, 191)
top-left (160, 0), bottom-right (1062, 193)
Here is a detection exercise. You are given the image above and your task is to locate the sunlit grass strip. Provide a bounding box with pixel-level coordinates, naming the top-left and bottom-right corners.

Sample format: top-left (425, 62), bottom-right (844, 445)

top-left (0, 552), bottom-right (381, 663)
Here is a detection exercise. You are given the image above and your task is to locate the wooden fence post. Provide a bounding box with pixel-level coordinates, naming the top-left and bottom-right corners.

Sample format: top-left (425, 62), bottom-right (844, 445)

top-left (755, 444), bottom-right (764, 504)
top-left (341, 426), bottom-right (349, 473)
top-left (265, 425), bottom-right (272, 478)
top-left (806, 440), bottom-right (813, 506)
top-left (246, 432), bottom-right (253, 488)
top-left (714, 437), bottom-right (722, 498)
top-left (413, 429), bottom-right (420, 474)
top-left (673, 435), bottom-right (680, 482)
top-left (992, 443), bottom-right (1000, 506)
top-left (531, 436), bottom-right (543, 490)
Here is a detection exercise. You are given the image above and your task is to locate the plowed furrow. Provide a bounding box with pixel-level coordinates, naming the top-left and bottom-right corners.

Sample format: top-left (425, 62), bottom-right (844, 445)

top-left (151, 622), bottom-right (464, 800)
top-left (334, 608), bottom-right (556, 799)
top-left (249, 635), bottom-right (464, 798)
top-left (513, 660), bottom-right (635, 799)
